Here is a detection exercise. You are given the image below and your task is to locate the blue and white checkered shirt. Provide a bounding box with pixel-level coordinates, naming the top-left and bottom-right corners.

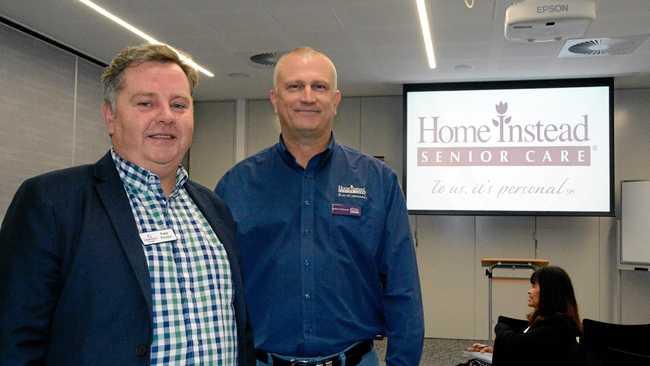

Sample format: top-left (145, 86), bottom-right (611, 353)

top-left (111, 150), bottom-right (237, 365)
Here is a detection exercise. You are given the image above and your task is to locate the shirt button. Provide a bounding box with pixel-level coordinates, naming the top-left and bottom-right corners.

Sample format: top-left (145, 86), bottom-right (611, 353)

top-left (304, 200), bottom-right (311, 206)
top-left (304, 259), bottom-right (310, 267)
top-left (305, 293), bottom-right (311, 300)
top-left (303, 229), bottom-right (311, 236)
top-left (306, 327), bottom-right (313, 334)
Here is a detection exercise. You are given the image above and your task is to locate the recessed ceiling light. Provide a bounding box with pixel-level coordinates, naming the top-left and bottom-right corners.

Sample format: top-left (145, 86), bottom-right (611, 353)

top-left (78, 0), bottom-right (214, 77)
top-left (416, 0), bottom-right (437, 69)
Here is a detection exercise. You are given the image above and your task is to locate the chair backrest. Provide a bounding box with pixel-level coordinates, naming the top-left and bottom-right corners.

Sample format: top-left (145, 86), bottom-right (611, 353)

top-left (581, 319), bottom-right (650, 366)
top-left (606, 347), bottom-right (650, 366)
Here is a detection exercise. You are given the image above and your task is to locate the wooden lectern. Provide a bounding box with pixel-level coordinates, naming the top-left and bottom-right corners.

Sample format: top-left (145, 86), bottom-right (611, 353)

top-left (481, 258), bottom-right (549, 340)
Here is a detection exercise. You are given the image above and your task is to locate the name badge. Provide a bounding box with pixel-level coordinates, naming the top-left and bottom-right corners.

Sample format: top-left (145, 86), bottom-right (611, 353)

top-left (140, 229), bottom-right (177, 245)
top-left (331, 203), bottom-right (362, 217)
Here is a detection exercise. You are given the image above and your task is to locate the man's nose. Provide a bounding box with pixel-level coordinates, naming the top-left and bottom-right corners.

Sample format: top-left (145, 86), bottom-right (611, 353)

top-left (300, 86), bottom-right (316, 103)
top-left (157, 104), bottom-right (175, 123)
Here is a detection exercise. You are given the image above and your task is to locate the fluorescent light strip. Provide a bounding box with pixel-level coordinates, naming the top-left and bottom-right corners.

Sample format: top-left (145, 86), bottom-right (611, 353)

top-left (78, 0), bottom-right (214, 77)
top-left (416, 0), bottom-right (437, 69)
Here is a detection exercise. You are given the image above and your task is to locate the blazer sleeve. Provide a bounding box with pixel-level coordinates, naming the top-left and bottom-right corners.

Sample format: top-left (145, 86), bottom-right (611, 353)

top-left (0, 180), bottom-right (63, 366)
top-left (494, 317), bottom-right (545, 352)
top-left (496, 316), bottom-right (529, 333)
top-left (493, 315), bottom-right (577, 366)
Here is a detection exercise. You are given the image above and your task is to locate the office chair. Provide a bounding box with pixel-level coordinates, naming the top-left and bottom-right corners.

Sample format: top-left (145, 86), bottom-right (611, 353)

top-left (581, 319), bottom-right (650, 366)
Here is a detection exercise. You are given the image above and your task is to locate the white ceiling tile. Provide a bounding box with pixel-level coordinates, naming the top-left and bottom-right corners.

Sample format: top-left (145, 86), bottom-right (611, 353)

top-left (596, 0), bottom-right (650, 15)
top-left (194, 10), bottom-right (281, 35)
top-left (437, 42), bottom-right (492, 60)
top-left (332, 1), bottom-right (418, 29)
top-left (432, 0), bottom-right (497, 25)
top-left (586, 15), bottom-right (650, 37)
top-left (219, 31), bottom-right (290, 54)
top-left (352, 27), bottom-right (420, 47)
top-left (266, 2), bottom-right (343, 33)
top-left (500, 41), bottom-right (564, 58)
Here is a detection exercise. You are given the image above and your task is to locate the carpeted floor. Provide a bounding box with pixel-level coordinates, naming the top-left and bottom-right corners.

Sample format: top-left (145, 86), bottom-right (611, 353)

top-left (374, 337), bottom-right (493, 366)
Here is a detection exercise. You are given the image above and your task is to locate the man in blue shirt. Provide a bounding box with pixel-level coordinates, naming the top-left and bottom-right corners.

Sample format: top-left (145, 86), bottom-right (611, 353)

top-left (216, 47), bottom-right (424, 366)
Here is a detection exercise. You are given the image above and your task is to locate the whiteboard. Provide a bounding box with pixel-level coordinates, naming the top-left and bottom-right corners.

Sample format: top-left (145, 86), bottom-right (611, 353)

top-left (620, 180), bottom-right (650, 268)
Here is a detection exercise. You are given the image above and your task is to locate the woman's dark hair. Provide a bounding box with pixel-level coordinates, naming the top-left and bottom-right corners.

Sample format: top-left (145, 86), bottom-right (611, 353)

top-left (527, 265), bottom-right (582, 333)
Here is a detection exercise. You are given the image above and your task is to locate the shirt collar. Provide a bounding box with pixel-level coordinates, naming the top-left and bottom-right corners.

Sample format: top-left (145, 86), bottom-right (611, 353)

top-left (110, 148), bottom-right (188, 197)
top-left (276, 133), bottom-right (336, 171)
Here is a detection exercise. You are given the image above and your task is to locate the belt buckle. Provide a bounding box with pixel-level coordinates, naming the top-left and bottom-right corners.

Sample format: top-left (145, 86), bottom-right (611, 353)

top-left (289, 359), bottom-right (334, 366)
top-left (289, 360), bottom-right (311, 366)
top-left (289, 360), bottom-right (312, 366)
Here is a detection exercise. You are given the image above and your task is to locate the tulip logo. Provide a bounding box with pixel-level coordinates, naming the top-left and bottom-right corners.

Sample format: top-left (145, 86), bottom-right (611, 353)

top-left (493, 102), bottom-right (512, 142)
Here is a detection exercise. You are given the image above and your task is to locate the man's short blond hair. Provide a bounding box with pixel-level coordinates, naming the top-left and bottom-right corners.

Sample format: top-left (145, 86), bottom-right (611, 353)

top-left (101, 44), bottom-right (199, 111)
top-left (273, 47), bottom-right (338, 90)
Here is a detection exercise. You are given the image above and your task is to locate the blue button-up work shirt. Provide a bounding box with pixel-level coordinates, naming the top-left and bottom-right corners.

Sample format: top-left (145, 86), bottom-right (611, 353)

top-left (216, 137), bottom-right (424, 366)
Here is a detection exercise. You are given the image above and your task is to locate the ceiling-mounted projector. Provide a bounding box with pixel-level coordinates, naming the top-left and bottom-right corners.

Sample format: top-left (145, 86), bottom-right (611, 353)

top-left (505, 0), bottom-right (596, 42)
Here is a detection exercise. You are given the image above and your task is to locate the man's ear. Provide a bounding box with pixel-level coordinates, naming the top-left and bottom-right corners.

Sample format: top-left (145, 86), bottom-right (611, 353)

top-left (333, 89), bottom-right (342, 115)
top-left (101, 102), bottom-right (115, 136)
top-left (269, 88), bottom-right (278, 114)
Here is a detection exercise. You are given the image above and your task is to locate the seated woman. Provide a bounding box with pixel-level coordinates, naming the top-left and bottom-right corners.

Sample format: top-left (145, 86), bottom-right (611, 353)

top-left (467, 265), bottom-right (582, 366)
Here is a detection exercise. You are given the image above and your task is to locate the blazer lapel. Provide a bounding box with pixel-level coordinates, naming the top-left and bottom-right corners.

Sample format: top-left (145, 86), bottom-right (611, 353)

top-left (93, 153), bottom-right (153, 316)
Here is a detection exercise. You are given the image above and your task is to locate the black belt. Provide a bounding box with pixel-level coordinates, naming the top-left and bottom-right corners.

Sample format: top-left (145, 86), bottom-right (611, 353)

top-left (255, 340), bottom-right (373, 366)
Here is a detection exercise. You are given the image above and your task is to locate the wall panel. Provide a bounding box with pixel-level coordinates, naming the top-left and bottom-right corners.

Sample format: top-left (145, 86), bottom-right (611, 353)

top-left (537, 217), bottom-right (600, 322)
top-left (75, 58), bottom-right (110, 165)
top-left (620, 270), bottom-right (650, 323)
top-left (416, 215), bottom-right (476, 338)
top-left (333, 97), bottom-right (361, 149)
top-left (0, 24), bottom-right (75, 219)
top-left (190, 101), bottom-right (236, 188)
top-left (246, 99), bottom-right (278, 157)
top-left (613, 89), bottom-right (650, 323)
top-left (360, 96), bottom-right (403, 184)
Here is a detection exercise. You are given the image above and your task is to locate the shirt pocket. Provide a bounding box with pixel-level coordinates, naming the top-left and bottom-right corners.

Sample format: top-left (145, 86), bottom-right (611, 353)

top-left (326, 198), bottom-right (380, 257)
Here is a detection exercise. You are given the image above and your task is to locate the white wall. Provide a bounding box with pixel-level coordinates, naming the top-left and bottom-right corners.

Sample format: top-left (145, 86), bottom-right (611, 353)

top-left (190, 90), bottom-right (650, 339)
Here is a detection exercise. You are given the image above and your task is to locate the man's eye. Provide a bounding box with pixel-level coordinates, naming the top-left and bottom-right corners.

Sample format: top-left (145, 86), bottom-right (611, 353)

top-left (137, 101), bottom-right (152, 107)
top-left (287, 84), bottom-right (300, 91)
top-left (313, 84), bottom-right (327, 91)
top-left (172, 103), bottom-right (188, 109)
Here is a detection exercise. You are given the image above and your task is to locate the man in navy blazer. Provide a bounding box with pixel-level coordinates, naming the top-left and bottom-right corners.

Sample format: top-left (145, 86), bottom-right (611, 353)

top-left (0, 44), bottom-right (254, 365)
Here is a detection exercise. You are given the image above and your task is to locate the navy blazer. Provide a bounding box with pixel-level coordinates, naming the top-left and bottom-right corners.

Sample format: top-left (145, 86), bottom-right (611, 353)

top-left (0, 153), bottom-right (254, 366)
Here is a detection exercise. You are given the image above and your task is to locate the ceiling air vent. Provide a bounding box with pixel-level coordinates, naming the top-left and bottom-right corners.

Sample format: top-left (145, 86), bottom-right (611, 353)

top-left (559, 35), bottom-right (648, 57)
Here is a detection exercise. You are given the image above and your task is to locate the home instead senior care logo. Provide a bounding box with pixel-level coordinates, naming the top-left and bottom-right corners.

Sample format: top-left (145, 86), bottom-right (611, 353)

top-left (416, 102), bottom-right (592, 167)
